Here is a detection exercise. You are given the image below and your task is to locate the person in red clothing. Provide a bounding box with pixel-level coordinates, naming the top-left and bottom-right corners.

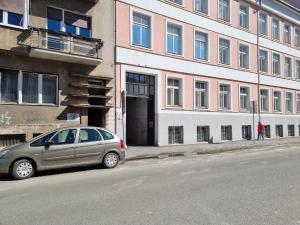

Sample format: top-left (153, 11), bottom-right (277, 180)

top-left (257, 122), bottom-right (265, 140)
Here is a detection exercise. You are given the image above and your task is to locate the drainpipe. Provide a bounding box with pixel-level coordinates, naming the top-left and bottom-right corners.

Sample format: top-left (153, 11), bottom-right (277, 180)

top-left (114, 0), bottom-right (117, 134)
top-left (256, 0), bottom-right (262, 123)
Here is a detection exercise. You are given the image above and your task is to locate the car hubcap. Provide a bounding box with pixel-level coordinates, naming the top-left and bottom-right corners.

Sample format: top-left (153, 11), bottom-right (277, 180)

top-left (16, 162), bottom-right (33, 178)
top-left (105, 154), bottom-right (118, 167)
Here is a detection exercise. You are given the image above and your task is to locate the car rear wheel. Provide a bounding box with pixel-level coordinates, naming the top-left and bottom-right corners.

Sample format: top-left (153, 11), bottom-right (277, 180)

top-left (11, 159), bottom-right (35, 180)
top-left (103, 152), bottom-right (119, 169)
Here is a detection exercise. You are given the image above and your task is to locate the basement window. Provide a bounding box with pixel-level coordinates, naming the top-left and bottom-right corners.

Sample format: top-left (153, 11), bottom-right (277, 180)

top-left (242, 125), bottom-right (251, 140)
top-left (168, 126), bottom-right (183, 144)
top-left (0, 134), bottom-right (26, 148)
top-left (288, 125), bottom-right (295, 136)
top-left (221, 125), bottom-right (232, 141)
top-left (197, 126), bottom-right (209, 142)
top-left (264, 125), bottom-right (271, 138)
top-left (276, 125), bottom-right (283, 137)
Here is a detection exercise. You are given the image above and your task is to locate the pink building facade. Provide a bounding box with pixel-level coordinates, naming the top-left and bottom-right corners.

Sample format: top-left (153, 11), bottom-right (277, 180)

top-left (115, 0), bottom-right (300, 146)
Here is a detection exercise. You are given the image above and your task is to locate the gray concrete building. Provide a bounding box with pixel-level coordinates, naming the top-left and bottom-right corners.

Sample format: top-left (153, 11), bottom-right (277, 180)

top-left (0, 0), bottom-right (115, 147)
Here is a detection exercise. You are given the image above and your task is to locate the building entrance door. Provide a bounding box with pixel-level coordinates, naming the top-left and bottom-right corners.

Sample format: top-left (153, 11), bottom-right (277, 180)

top-left (125, 72), bottom-right (155, 145)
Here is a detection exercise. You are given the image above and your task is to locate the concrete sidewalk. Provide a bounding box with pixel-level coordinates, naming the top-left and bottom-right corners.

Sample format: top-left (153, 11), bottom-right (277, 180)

top-left (125, 137), bottom-right (300, 161)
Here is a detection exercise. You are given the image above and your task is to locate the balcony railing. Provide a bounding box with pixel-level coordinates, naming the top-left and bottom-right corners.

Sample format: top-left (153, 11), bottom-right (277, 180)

top-left (21, 27), bottom-right (103, 65)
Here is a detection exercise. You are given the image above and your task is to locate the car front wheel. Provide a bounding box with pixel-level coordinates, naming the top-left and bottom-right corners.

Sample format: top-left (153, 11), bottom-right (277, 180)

top-left (103, 152), bottom-right (119, 169)
top-left (11, 159), bottom-right (35, 180)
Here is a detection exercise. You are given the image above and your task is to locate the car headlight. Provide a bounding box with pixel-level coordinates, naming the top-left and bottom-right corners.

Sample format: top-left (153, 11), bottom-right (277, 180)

top-left (0, 150), bottom-right (9, 158)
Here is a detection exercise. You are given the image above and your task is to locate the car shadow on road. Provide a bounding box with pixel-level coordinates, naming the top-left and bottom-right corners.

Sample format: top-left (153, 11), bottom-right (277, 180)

top-left (0, 164), bottom-right (107, 181)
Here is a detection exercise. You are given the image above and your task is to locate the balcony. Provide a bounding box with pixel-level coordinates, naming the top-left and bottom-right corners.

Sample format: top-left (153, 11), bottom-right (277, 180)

top-left (21, 27), bottom-right (103, 66)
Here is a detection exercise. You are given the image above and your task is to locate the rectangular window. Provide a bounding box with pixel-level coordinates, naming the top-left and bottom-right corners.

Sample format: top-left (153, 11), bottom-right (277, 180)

top-left (285, 92), bottom-right (293, 113)
top-left (276, 125), bottom-right (283, 137)
top-left (22, 73), bottom-right (38, 104)
top-left (42, 75), bottom-right (57, 104)
top-left (218, 0), bottom-right (230, 22)
top-left (197, 126), bottom-right (210, 142)
top-left (264, 125), bottom-right (271, 138)
top-left (219, 84), bottom-right (231, 110)
top-left (195, 31), bottom-right (208, 60)
top-left (242, 125), bottom-right (252, 140)
top-left (297, 94), bottom-right (300, 113)
top-left (132, 12), bottom-right (151, 48)
top-left (272, 18), bottom-right (280, 40)
top-left (239, 44), bottom-right (249, 69)
top-left (240, 87), bottom-right (250, 111)
top-left (260, 89), bottom-right (269, 112)
top-left (0, 69), bottom-right (18, 103)
top-left (168, 126), bottom-right (183, 144)
top-left (195, 81), bottom-right (208, 109)
top-left (296, 29), bottom-right (300, 48)
top-left (259, 50), bottom-right (268, 72)
top-left (0, 10), bottom-right (3, 23)
top-left (284, 24), bottom-right (291, 44)
top-left (219, 38), bottom-right (230, 65)
top-left (272, 53), bottom-right (280, 75)
top-left (259, 13), bottom-right (267, 35)
top-left (195, 0), bottom-right (208, 14)
top-left (284, 57), bottom-right (292, 78)
top-left (170, 0), bottom-right (183, 5)
top-left (167, 78), bottom-right (181, 106)
top-left (7, 12), bottom-right (24, 27)
top-left (47, 7), bottom-right (91, 38)
top-left (288, 125), bottom-right (295, 136)
top-left (167, 23), bottom-right (182, 55)
top-left (274, 91), bottom-right (281, 112)
top-left (296, 61), bottom-right (300, 79)
top-left (221, 125), bottom-right (232, 141)
top-left (239, 5), bottom-right (249, 29)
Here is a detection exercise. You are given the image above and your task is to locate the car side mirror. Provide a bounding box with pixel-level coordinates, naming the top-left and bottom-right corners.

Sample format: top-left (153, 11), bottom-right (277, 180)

top-left (46, 140), bottom-right (54, 147)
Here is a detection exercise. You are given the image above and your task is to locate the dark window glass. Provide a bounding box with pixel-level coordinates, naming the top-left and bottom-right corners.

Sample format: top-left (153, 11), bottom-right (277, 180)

top-left (98, 129), bottom-right (114, 140)
top-left (22, 73), bottom-right (38, 104)
top-left (0, 10), bottom-right (3, 23)
top-left (0, 69), bottom-right (18, 103)
top-left (66, 24), bottom-right (76, 34)
top-left (51, 129), bottom-right (77, 145)
top-left (79, 27), bottom-right (91, 38)
top-left (42, 75), bottom-right (57, 104)
top-left (7, 12), bottom-right (23, 27)
top-left (30, 131), bottom-right (57, 147)
top-left (79, 129), bottom-right (102, 143)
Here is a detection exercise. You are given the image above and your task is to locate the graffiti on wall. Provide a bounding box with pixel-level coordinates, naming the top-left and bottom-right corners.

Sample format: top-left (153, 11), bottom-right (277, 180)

top-left (0, 112), bottom-right (12, 126)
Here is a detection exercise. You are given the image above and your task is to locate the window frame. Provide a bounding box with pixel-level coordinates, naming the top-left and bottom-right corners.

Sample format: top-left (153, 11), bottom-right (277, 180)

top-left (272, 52), bottom-right (281, 76)
top-left (285, 91), bottom-right (293, 113)
top-left (168, 0), bottom-right (184, 7)
top-left (296, 92), bottom-right (300, 113)
top-left (259, 49), bottom-right (268, 73)
top-left (194, 78), bottom-right (210, 110)
top-left (238, 42), bottom-right (250, 69)
top-left (194, 28), bottom-right (209, 61)
top-left (295, 28), bottom-right (300, 48)
top-left (0, 0), bottom-right (28, 29)
top-left (46, 5), bottom-right (92, 38)
top-left (0, 69), bottom-right (58, 106)
top-left (239, 85), bottom-right (251, 111)
top-left (218, 82), bottom-right (232, 110)
top-left (166, 75), bottom-right (184, 108)
top-left (283, 23), bottom-right (292, 45)
top-left (260, 88), bottom-right (270, 112)
top-left (130, 7), bottom-right (154, 50)
top-left (259, 11), bottom-right (268, 36)
top-left (239, 3), bottom-right (249, 29)
top-left (218, 36), bottom-right (231, 66)
top-left (273, 90), bottom-right (282, 113)
top-left (78, 128), bottom-right (103, 143)
top-left (271, 17), bottom-right (280, 41)
top-left (284, 57), bottom-right (292, 78)
top-left (218, 0), bottom-right (231, 23)
top-left (166, 20), bottom-right (184, 56)
top-left (194, 0), bottom-right (209, 15)
top-left (296, 60), bottom-right (300, 80)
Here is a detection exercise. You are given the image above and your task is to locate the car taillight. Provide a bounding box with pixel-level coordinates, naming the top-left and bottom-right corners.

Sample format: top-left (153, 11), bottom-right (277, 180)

top-left (120, 139), bottom-right (125, 149)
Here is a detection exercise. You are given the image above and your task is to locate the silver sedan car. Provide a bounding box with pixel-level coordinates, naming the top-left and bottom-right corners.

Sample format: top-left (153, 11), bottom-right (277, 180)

top-left (0, 126), bottom-right (126, 179)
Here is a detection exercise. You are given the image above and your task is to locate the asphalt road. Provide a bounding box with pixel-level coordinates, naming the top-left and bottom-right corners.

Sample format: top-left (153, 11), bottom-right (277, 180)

top-left (0, 145), bottom-right (300, 225)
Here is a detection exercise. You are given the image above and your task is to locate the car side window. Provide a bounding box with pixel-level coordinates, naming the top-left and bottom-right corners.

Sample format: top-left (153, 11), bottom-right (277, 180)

top-left (30, 131), bottom-right (57, 147)
top-left (51, 129), bottom-right (77, 145)
top-left (97, 129), bottom-right (114, 140)
top-left (79, 129), bottom-right (102, 143)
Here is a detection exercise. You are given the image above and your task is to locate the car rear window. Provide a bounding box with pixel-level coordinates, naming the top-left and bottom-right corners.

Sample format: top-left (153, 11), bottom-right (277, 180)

top-left (98, 129), bottom-right (114, 140)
